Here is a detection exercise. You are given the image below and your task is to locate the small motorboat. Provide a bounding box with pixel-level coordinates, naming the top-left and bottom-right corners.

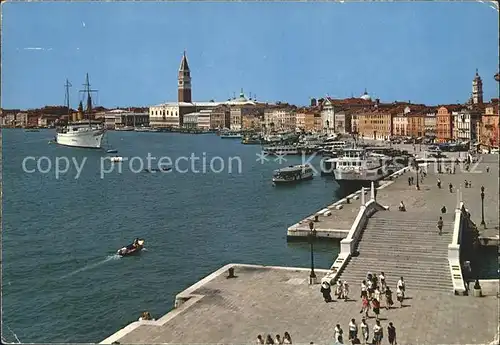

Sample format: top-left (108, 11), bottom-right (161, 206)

top-left (110, 156), bottom-right (123, 163)
top-left (117, 239), bottom-right (145, 256)
top-left (107, 149), bottom-right (118, 154)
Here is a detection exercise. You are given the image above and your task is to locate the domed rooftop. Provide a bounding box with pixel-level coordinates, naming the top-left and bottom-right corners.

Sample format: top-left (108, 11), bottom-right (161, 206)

top-left (235, 91), bottom-right (248, 103)
top-left (360, 89), bottom-right (371, 101)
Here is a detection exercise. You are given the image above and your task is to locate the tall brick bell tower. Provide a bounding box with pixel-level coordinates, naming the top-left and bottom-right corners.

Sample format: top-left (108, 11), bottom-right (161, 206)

top-left (178, 51), bottom-right (192, 103)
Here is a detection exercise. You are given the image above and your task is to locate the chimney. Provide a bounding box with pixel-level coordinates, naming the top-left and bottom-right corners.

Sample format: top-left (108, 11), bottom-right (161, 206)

top-left (310, 98), bottom-right (317, 107)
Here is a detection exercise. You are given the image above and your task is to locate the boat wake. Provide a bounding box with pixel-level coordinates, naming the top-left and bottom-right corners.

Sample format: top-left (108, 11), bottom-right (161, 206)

top-left (59, 254), bottom-right (121, 279)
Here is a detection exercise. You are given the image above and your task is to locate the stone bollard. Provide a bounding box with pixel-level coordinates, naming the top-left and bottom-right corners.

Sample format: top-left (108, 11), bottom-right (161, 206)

top-left (227, 267), bottom-right (236, 279)
top-left (314, 215), bottom-right (319, 222)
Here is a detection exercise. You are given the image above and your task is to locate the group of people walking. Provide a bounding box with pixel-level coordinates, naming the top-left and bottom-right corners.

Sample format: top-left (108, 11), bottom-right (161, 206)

top-left (321, 280), bottom-right (350, 302)
top-left (333, 318), bottom-right (397, 345)
top-left (256, 332), bottom-right (292, 344)
top-left (321, 272), bottom-right (404, 344)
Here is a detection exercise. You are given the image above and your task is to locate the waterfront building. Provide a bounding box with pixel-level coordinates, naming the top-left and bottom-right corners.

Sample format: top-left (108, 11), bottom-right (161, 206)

top-left (210, 105), bottom-right (230, 129)
top-left (453, 107), bottom-right (481, 142)
top-left (479, 99), bottom-right (499, 149)
top-left (436, 105), bottom-right (460, 143)
top-left (242, 110), bottom-right (262, 130)
top-left (37, 114), bottom-right (60, 127)
top-left (356, 109), bottom-right (393, 140)
top-left (313, 113), bottom-right (323, 132)
top-left (333, 110), bottom-right (352, 134)
top-left (320, 98), bottom-right (335, 134)
top-left (104, 109), bottom-right (149, 129)
top-left (424, 107), bottom-right (437, 139)
top-left (296, 109), bottom-right (317, 132)
top-left (392, 107), bottom-right (409, 137)
top-left (407, 111), bottom-right (426, 138)
top-left (263, 107), bottom-right (297, 132)
top-left (320, 91), bottom-right (372, 134)
top-left (183, 112), bottom-right (198, 129)
top-left (350, 112), bottom-right (360, 135)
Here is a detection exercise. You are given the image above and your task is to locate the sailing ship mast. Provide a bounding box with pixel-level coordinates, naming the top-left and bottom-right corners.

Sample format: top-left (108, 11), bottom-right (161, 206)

top-left (63, 79), bottom-right (72, 125)
top-left (79, 73), bottom-right (98, 127)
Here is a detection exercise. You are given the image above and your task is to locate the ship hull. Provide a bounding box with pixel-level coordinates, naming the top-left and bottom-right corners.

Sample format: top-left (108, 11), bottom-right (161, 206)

top-left (56, 129), bottom-right (105, 149)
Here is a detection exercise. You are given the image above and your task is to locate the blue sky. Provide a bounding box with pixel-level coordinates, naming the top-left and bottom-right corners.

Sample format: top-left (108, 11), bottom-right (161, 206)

top-left (1, 1), bottom-right (498, 109)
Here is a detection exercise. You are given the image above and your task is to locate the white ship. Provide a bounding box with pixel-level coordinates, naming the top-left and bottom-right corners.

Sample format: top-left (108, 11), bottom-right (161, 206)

top-left (56, 121), bottom-right (105, 149)
top-left (56, 74), bottom-right (106, 149)
top-left (332, 148), bottom-right (392, 182)
top-left (272, 164), bottom-right (314, 184)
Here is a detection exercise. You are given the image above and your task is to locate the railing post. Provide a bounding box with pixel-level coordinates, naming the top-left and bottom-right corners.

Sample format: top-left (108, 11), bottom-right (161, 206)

top-left (360, 187), bottom-right (365, 206)
top-left (456, 188), bottom-right (461, 210)
top-left (370, 181), bottom-right (375, 201)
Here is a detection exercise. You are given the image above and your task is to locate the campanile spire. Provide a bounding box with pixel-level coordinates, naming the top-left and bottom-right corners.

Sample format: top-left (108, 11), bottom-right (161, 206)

top-left (178, 51), bottom-right (192, 103)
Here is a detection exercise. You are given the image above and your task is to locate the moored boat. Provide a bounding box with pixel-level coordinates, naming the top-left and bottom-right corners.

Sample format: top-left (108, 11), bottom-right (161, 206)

top-left (220, 130), bottom-right (242, 139)
top-left (263, 145), bottom-right (300, 155)
top-left (332, 148), bottom-right (392, 183)
top-left (272, 164), bottom-right (314, 184)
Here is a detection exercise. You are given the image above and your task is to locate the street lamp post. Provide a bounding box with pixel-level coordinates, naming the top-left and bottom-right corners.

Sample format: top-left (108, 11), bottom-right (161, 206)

top-left (414, 159), bottom-right (420, 190)
top-left (480, 186), bottom-right (486, 228)
top-left (308, 221), bottom-right (317, 284)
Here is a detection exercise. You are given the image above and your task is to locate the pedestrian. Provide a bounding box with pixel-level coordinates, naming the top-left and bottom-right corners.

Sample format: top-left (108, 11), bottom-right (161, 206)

top-left (372, 297), bottom-right (380, 321)
top-left (320, 281), bottom-right (332, 303)
top-left (385, 286), bottom-right (394, 309)
top-left (360, 318), bottom-right (369, 345)
top-left (335, 280), bottom-right (343, 299)
top-left (441, 205), bottom-right (446, 214)
top-left (468, 180), bottom-right (472, 188)
top-left (342, 281), bottom-right (350, 301)
top-left (396, 277), bottom-right (405, 308)
top-left (487, 166), bottom-right (490, 173)
top-left (256, 335), bottom-right (265, 344)
top-left (360, 280), bottom-right (368, 298)
top-left (410, 176), bottom-right (414, 185)
top-left (373, 320), bottom-right (383, 345)
top-left (407, 176), bottom-right (411, 186)
top-left (348, 318), bottom-right (358, 344)
top-left (334, 324), bottom-right (343, 344)
top-left (437, 216), bottom-right (443, 235)
top-left (265, 334), bottom-right (274, 344)
top-left (464, 180), bottom-right (469, 188)
top-left (283, 332), bottom-right (292, 344)
top-left (366, 278), bottom-right (373, 299)
top-left (449, 183), bottom-right (453, 193)
top-left (374, 286), bottom-right (381, 302)
top-left (360, 294), bottom-right (370, 317)
top-left (437, 178), bottom-right (441, 189)
top-left (387, 322), bottom-right (397, 345)
top-left (275, 334), bottom-right (282, 345)
top-left (379, 272), bottom-right (386, 292)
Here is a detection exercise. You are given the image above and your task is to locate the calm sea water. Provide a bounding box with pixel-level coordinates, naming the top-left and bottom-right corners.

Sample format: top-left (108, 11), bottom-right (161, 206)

top-left (2, 129), bottom-right (343, 343)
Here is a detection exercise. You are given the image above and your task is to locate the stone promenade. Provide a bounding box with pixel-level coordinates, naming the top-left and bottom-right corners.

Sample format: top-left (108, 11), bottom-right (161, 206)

top-left (101, 264), bottom-right (498, 345)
